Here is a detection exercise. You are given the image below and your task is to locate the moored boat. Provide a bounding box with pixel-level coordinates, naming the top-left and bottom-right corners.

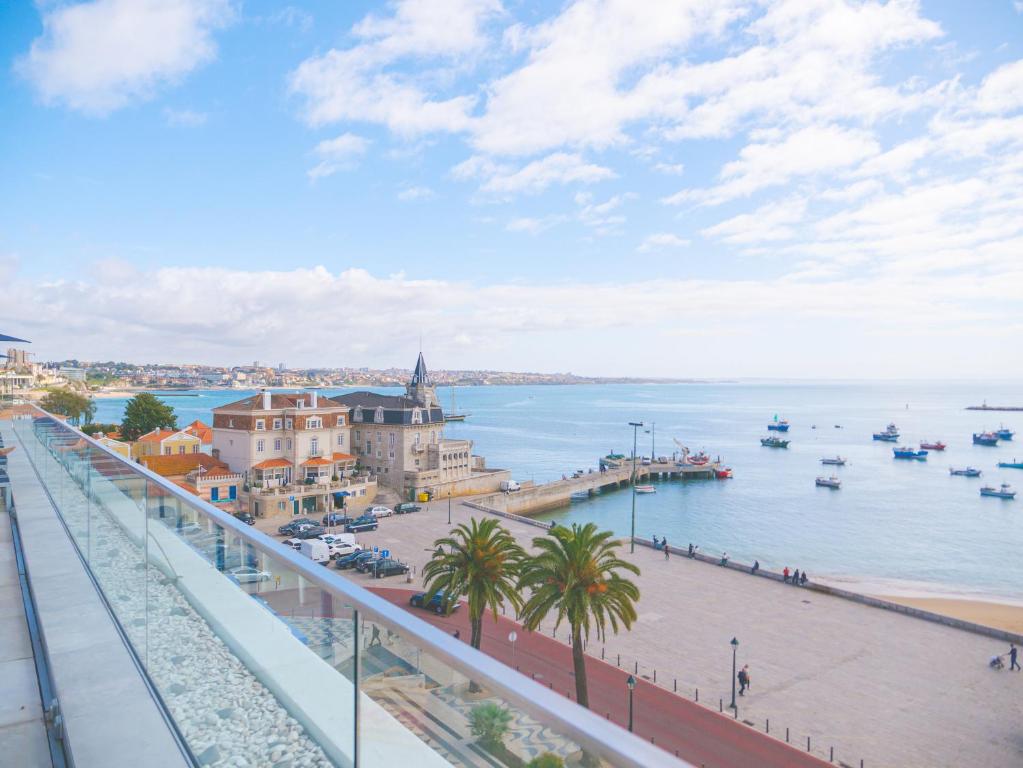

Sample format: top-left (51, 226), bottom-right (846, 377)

top-left (997, 459), bottom-right (1023, 469)
top-left (873, 423), bottom-right (900, 441)
top-left (634, 485), bottom-right (656, 494)
top-left (815, 476), bottom-right (841, 488)
top-left (686, 451), bottom-right (710, 465)
top-left (820, 456), bottom-right (846, 466)
top-left (920, 441), bottom-right (946, 451)
top-left (980, 483), bottom-right (1016, 499)
top-left (995, 426), bottom-right (1015, 441)
top-left (767, 418), bottom-right (790, 432)
top-left (950, 467), bottom-right (982, 477)
top-left (973, 432), bottom-right (999, 446)
top-left (760, 436), bottom-right (790, 448)
top-left (714, 467), bottom-right (732, 479)
top-left (894, 446), bottom-right (928, 460)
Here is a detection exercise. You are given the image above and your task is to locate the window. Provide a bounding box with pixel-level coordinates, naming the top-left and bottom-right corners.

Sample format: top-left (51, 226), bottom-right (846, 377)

top-left (374, 407), bottom-right (384, 423)
top-left (255, 419), bottom-right (265, 431)
top-left (306, 417), bottom-right (322, 429)
top-left (414, 432), bottom-right (421, 446)
top-left (286, 438), bottom-right (292, 450)
top-left (192, 445), bottom-right (199, 453)
top-left (310, 437), bottom-right (319, 455)
top-left (256, 439), bottom-right (265, 453)
top-left (388, 451), bottom-right (395, 460)
top-left (354, 407), bottom-right (363, 422)
top-left (388, 432), bottom-right (396, 447)
top-left (163, 447), bottom-right (171, 455)
top-left (336, 415), bottom-right (345, 426)
top-left (274, 439), bottom-right (282, 451)
top-left (228, 418), bottom-right (234, 428)
top-left (336, 434), bottom-right (344, 446)
top-left (285, 418), bottom-right (293, 429)
top-left (415, 459), bottom-right (420, 467)
top-left (365, 441), bottom-right (371, 454)
top-left (273, 418), bottom-right (282, 430)
top-left (412, 407), bottom-right (422, 425)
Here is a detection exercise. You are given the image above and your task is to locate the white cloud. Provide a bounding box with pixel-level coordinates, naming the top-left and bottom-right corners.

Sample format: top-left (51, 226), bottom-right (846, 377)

top-left (307, 133), bottom-right (370, 180)
top-left (268, 6), bottom-right (313, 32)
top-left (163, 107), bottom-right (207, 126)
top-left (18, 0), bottom-right (234, 115)
top-left (506, 215), bottom-right (566, 234)
top-left (654, 162), bottom-right (685, 176)
top-left (701, 197), bottom-right (808, 244)
top-left (975, 59), bottom-right (1023, 114)
top-left (637, 233), bottom-right (691, 252)
top-left (454, 152), bottom-right (616, 195)
top-left (397, 185), bottom-right (435, 201)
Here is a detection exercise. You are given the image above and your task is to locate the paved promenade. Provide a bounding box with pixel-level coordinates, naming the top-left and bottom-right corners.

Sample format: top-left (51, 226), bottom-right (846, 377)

top-left (310, 501), bottom-right (1023, 768)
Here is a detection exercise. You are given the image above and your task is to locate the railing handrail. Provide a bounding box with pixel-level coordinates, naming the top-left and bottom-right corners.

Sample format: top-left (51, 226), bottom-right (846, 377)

top-left (23, 404), bottom-right (686, 768)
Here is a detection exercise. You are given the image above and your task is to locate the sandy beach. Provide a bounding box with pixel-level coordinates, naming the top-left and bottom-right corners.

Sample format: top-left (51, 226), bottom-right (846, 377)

top-left (881, 596), bottom-right (1023, 635)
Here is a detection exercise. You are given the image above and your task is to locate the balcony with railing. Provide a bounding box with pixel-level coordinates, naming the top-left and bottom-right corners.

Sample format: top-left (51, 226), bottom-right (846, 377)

top-left (1, 405), bottom-right (681, 768)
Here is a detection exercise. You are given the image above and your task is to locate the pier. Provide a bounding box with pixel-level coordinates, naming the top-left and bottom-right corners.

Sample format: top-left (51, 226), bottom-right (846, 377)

top-left (474, 458), bottom-right (720, 516)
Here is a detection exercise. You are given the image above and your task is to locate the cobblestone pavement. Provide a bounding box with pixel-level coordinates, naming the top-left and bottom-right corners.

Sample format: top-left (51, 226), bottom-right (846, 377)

top-left (314, 499), bottom-right (1023, 768)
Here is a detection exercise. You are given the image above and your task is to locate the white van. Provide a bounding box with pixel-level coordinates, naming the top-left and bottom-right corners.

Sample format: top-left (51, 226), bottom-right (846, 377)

top-left (500, 480), bottom-right (521, 492)
top-left (299, 539), bottom-right (331, 564)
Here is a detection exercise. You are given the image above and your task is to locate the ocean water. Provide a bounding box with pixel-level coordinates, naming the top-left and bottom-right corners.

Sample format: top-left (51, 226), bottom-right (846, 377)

top-left (93, 382), bottom-right (1023, 598)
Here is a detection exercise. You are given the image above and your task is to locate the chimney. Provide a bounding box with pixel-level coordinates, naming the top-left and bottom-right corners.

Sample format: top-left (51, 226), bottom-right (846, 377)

top-left (262, 389), bottom-right (271, 410)
top-left (310, 390), bottom-right (318, 408)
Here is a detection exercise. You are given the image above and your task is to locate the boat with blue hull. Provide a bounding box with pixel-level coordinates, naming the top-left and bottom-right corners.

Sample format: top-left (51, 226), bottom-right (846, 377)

top-left (894, 447), bottom-right (928, 460)
top-left (973, 432), bottom-right (999, 446)
top-left (767, 418), bottom-right (790, 432)
top-left (997, 460), bottom-right (1023, 469)
top-left (980, 483), bottom-right (1016, 499)
top-left (994, 426), bottom-right (1014, 441)
top-left (950, 467), bottom-right (982, 477)
top-left (873, 423), bottom-right (899, 441)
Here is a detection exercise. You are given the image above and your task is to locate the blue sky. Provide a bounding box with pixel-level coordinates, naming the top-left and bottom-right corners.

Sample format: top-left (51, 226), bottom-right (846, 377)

top-left (1, 1), bottom-right (1022, 378)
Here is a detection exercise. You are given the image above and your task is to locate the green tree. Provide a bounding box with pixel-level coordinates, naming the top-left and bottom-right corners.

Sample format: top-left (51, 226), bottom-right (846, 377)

top-left (39, 388), bottom-right (96, 426)
top-left (120, 393), bottom-right (177, 441)
top-left (527, 754), bottom-right (565, 768)
top-left (469, 702), bottom-right (513, 749)
top-left (423, 518), bottom-right (525, 690)
top-left (518, 523), bottom-right (640, 710)
top-left (81, 422), bottom-right (121, 436)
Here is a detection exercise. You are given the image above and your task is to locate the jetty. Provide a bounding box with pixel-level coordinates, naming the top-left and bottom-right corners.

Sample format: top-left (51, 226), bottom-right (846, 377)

top-left (966, 404), bottom-right (1023, 411)
top-left (475, 457), bottom-right (719, 516)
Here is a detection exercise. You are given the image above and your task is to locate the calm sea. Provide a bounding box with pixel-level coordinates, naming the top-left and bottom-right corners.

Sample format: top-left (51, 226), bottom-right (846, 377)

top-left (94, 382), bottom-right (1023, 599)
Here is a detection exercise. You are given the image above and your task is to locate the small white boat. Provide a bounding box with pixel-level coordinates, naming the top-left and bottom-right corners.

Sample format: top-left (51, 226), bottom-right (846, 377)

top-left (634, 485), bottom-right (656, 494)
top-left (815, 476), bottom-right (841, 489)
top-left (820, 456), bottom-right (846, 466)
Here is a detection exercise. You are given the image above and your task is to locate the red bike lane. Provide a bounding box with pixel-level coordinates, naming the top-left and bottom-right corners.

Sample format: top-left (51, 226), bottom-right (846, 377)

top-left (371, 587), bottom-right (831, 768)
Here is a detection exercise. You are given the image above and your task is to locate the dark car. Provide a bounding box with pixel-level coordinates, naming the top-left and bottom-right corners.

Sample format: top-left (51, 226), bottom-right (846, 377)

top-left (344, 515), bottom-right (378, 533)
top-left (278, 518), bottom-right (315, 535)
top-left (336, 550), bottom-right (375, 570)
top-left (233, 512), bottom-right (255, 525)
top-left (410, 590), bottom-right (459, 614)
top-left (394, 503), bottom-right (422, 515)
top-left (322, 512), bottom-right (348, 526)
top-left (369, 558), bottom-right (410, 579)
top-left (295, 525), bottom-right (326, 539)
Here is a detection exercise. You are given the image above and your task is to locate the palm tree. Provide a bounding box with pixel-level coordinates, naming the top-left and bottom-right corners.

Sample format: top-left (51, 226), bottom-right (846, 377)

top-left (423, 517), bottom-right (525, 658)
top-left (518, 523), bottom-right (640, 709)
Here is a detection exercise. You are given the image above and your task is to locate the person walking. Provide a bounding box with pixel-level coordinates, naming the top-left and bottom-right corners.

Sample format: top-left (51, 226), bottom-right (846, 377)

top-left (792, 569), bottom-right (800, 586)
top-left (738, 665), bottom-right (750, 696)
top-left (1010, 644), bottom-right (1021, 671)
top-left (687, 542), bottom-right (694, 557)
top-left (369, 624), bottom-right (381, 648)
top-left (663, 538), bottom-right (670, 560)
top-left (800, 571), bottom-right (808, 586)
top-left (719, 551), bottom-right (728, 566)
top-left (783, 566), bottom-right (790, 583)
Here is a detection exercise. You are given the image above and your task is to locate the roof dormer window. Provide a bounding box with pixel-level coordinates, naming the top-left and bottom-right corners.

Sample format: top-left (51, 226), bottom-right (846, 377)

top-left (374, 406), bottom-right (384, 423)
top-left (412, 407), bottom-right (423, 425)
top-left (354, 406), bottom-right (363, 422)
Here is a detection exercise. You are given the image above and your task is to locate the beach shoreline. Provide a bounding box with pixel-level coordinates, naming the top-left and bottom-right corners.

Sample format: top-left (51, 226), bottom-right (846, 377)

top-left (876, 596), bottom-right (1023, 635)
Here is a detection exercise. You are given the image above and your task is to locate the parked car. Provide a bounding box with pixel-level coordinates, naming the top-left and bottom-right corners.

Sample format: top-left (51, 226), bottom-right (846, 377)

top-left (335, 550), bottom-right (375, 570)
top-left (355, 555), bottom-right (383, 573)
top-left (410, 590), bottom-right (459, 614)
top-left (285, 538), bottom-right (303, 550)
top-left (322, 512), bottom-right (349, 526)
top-left (369, 558), bottom-right (410, 579)
top-left (295, 525), bottom-right (326, 539)
top-left (278, 518), bottom-right (315, 535)
top-left (344, 515), bottom-right (378, 533)
top-left (500, 480), bottom-right (521, 492)
top-left (319, 533), bottom-right (356, 546)
top-left (228, 566), bottom-right (271, 584)
top-left (393, 503), bottom-right (421, 515)
top-left (299, 540), bottom-right (331, 564)
top-left (329, 542), bottom-right (361, 559)
top-left (233, 512), bottom-right (255, 525)
top-left (368, 505), bottom-right (394, 518)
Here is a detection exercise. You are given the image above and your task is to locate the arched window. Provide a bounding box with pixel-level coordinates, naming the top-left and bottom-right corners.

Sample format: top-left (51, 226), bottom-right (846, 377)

top-left (412, 407), bottom-right (422, 425)
top-left (374, 407), bottom-right (384, 423)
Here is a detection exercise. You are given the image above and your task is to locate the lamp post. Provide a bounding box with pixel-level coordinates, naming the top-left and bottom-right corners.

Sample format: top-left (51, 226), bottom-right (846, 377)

top-left (628, 421), bottom-right (644, 553)
top-left (447, 486), bottom-right (452, 525)
top-left (729, 637), bottom-right (739, 710)
top-left (626, 674), bottom-right (636, 732)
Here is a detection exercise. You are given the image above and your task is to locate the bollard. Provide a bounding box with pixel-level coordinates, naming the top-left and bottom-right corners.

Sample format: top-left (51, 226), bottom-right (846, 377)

top-left (531, 672), bottom-right (536, 679)
top-left (634, 661), bottom-right (638, 674)
top-left (606, 713), bottom-right (610, 720)
top-left (807, 737), bottom-right (811, 752)
top-left (695, 688), bottom-right (699, 702)
top-left (719, 699), bottom-right (723, 713)
top-left (549, 682), bottom-right (553, 689)
top-left (651, 737), bottom-right (655, 745)
top-left (766, 719), bottom-right (769, 734)
top-left (601, 647), bottom-right (605, 660)
top-left (830, 746), bottom-right (834, 763)
top-left (653, 669), bottom-right (657, 683)
top-left (733, 706), bottom-right (737, 719)
top-left (617, 654), bottom-right (621, 667)
top-left (673, 678), bottom-right (677, 692)
top-left (786, 728), bottom-right (789, 743)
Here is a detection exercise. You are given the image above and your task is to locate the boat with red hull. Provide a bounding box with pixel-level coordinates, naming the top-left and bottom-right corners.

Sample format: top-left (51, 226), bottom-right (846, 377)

top-left (920, 441), bottom-right (946, 451)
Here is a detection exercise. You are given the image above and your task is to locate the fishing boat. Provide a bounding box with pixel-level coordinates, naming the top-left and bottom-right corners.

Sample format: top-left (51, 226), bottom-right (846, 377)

top-left (950, 467), bottom-right (982, 477)
top-left (973, 432), bottom-right (999, 446)
top-left (820, 456), bottom-right (846, 466)
top-left (997, 460), bottom-right (1023, 469)
top-left (760, 436), bottom-right (790, 448)
top-left (872, 423), bottom-right (899, 441)
top-left (994, 426), bottom-right (1015, 441)
top-left (920, 441), bottom-right (946, 451)
top-left (443, 387), bottom-right (470, 422)
top-left (687, 451), bottom-right (710, 465)
top-left (815, 476), bottom-right (841, 489)
top-left (714, 467), bottom-right (733, 479)
top-left (767, 418), bottom-right (790, 432)
top-left (893, 447), bottom-right (928, 460)
top-left (634, 485), bottom-right (656, 494)
top-left (980, 483), bottom-right (1016, 499)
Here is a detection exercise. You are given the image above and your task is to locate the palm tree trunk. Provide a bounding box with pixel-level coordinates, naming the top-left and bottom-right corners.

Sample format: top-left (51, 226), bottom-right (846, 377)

top-left (571, 625), bottom-right (588, 708)
top-left (468, 614), bottom-right (483, 694)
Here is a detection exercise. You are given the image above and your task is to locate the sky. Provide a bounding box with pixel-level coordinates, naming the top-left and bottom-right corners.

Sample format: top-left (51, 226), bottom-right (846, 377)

top-left (1, 0), bottom-right (1022, 379)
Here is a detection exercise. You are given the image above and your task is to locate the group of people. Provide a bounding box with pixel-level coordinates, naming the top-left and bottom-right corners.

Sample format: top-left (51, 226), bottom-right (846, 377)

top-left (782, 566), bottom-right (809, 586)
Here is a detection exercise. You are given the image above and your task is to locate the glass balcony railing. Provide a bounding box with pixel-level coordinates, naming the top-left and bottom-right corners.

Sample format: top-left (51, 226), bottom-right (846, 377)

top-left (10, 406), bottom-right (683, 768)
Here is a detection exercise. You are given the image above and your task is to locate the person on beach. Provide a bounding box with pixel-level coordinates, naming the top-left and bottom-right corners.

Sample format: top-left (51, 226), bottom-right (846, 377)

top-left (800, 571), bottom-right (808, 586)
top-left (792, 569), bottom-right (800, 585)
top-left (688, 543), bottom-right (694, 557)
top-left (719, 552), bottom-right (728, 566)
top-left (783, 566), bottom-right (790, 583)
top-left (738, 665), bottom-right (750, 696)
top-left (663, 539), bottom-right (670, 560)
top-left (1010, 644), bottom-right (1020, 671)
top-left (751, 560), bottom-right (760, 575)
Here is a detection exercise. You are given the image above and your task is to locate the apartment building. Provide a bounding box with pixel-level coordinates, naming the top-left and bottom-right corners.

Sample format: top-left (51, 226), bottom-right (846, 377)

top-left (131, 427), bottom-right (202, 459)
top-left (211, 390), bottom-right (375, 518)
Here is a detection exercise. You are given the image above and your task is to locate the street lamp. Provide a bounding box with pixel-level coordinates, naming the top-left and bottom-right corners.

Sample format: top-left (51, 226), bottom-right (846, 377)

top-left (628, 421), bottom-right (644, 553)
top-left (729, 637), bottom-right (739, 710)
top-left (626, 674), bottom-right (636, 732)
top-left (447, 486), bottom-right (452, 525)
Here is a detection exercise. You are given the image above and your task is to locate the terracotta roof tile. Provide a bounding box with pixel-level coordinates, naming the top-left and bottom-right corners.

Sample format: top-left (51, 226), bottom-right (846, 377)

top-left (139, 453), bottom-right (229, 478)
top-left (252, 458), bottom-right (292, 470)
